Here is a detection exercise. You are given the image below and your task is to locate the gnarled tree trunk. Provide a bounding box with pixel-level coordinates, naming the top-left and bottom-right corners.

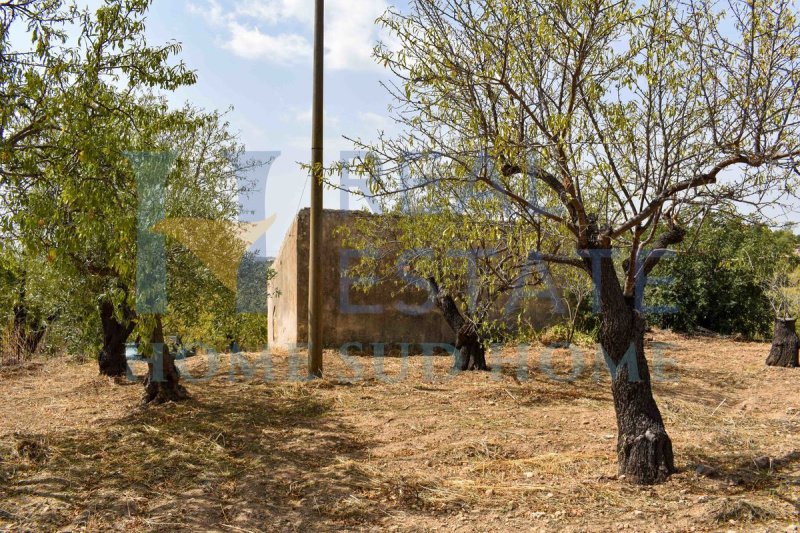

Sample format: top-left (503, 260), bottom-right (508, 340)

top-left (12, 304), bottom-right (45, 355)
top-left (596, 254), bottom-right (675, 484)
top-left (766, 318), bottom-right (799, 368)
top-left (10, 287), bottom-right (51, 360)
top-left (143, 315), bottom-right (189, 404)
top-left (428, 277), bottom-right (488, 371)
top-left (98, 299), bottom-right (136, 377)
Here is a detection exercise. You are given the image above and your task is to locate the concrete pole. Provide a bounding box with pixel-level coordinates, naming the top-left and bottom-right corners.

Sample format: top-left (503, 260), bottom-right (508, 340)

top-left (308, 0), bottom-right (324, 378)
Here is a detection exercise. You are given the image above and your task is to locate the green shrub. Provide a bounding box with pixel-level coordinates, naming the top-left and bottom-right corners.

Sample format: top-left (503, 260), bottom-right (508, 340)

top-left (648, 216), bottom-right (798, 340)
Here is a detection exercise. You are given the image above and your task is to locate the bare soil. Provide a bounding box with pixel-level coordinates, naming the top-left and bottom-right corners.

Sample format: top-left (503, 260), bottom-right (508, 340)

top-left (0, 330), bottom-right (799, 532)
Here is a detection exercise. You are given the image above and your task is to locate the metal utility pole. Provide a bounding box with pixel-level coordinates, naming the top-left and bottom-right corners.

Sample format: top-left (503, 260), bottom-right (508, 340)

top-left (308, 0), bottom-right (324, 378)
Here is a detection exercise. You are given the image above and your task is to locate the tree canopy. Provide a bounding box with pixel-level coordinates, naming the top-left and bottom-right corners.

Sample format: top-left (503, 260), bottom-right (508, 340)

top-left (345, 0), bottom-right (800, 484)
top-left (1, 0), bottom-right (272, 392)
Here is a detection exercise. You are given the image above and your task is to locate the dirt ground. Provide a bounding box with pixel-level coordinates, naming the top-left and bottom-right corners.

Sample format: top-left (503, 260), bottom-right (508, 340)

top-left (0, 330), bottom-right (799, 532)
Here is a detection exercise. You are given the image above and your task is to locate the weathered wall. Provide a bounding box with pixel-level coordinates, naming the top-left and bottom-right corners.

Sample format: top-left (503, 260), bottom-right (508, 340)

top-left (269, 209), bottom-right (454, 349)
top-left (268, 208), bottom-right (561, 349)
top-left (268, 213), bottom-right (299, 347)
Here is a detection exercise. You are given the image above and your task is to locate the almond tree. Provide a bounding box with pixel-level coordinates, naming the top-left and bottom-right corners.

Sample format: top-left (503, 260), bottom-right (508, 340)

top-left (1, 1), bottom-right (256, 401)
top-left (2, 0), bottom-right (194, 379)
top-left (339, 198), bottom-right (557, 371)
top-left (357, 0), bottom-right (800, 483)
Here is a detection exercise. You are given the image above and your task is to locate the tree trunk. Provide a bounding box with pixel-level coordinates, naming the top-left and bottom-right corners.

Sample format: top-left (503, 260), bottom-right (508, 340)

top-left (10, 299), bottom-right (49, 359)
top-left (98, 300), bottom-right (136, 377)
top-left (427, 277), bottom-right (488, 371)
top-left (766, 318), bottom-right (799, 368)
top-left (143, 315), bottom-right (189, 404)
top-left (596, 256), bottom-right (675, 484)
top-left (23, 324), bottom-right (47, 355)
top-left (97, 283), bottom-right (135, 376)
top-left (97, 300), bottom-right (134, 377)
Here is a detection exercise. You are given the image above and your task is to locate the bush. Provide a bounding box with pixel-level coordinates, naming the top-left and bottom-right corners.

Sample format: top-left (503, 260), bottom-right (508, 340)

top-left (648, 216), bottom-right (798, 340)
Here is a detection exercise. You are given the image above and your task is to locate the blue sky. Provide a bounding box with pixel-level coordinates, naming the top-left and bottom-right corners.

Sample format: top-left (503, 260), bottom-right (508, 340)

top-left (144, 0), bottom-right (800, 251)
top-left (11, 0), bottom-right (798, 256)
top-left (142, 0), bottom-right (406, 256)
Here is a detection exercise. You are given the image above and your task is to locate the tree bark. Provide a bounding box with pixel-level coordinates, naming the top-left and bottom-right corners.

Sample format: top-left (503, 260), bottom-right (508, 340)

top-left (97, 299), bottom-right (136, 377)
top-left (595, 254), bottom-right (675, 484)
top-left (427, 277), bottom-right (488, 371)
top-left (10, 289), bottom-right (49, 360)
top-left (12, 302), bottom-right (28, 352)
top-left (766, 318), bottom-right (799, 368)
top-left (143, 315), bottom-right (189, 404)
top-left (12, 304), bottom-right (45, 356)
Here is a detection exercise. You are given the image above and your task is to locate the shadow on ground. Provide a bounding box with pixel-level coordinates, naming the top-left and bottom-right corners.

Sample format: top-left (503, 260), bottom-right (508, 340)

top-left (0, 381), bottom-right (382, 532)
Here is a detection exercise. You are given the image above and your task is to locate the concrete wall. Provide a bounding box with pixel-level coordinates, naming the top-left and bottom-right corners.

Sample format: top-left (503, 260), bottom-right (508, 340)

top-left (268, 209), bottom-right (454, 349)
top-left (268, 212), bottom-right (299, 347)
top-left (268, 208), bottom-right (561, 349)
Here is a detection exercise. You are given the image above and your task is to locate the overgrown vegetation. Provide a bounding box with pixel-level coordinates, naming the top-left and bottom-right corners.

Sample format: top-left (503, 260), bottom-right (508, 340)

top-left (649, 216), bottom-right (799, 340)
top-left (0, 0), bottom-right (274, 383)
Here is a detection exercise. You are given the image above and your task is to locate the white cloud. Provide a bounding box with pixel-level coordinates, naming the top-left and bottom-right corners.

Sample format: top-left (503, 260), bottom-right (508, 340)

top-left (325, 0), bottom-right (387, 70)
top-left (186, 0), bottom-right (227, 27)
top-left (234, 0), bottom-right (313, 25)
top-left (187, 0), bottom-right (389, 70)
top-left (224, 22), bottom-right (310, 63)
top-left (357, 111), bottom-right (390, 131)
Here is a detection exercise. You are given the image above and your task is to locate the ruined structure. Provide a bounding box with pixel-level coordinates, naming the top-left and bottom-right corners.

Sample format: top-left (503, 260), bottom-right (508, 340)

top-left (268, 208), bottom-right (557, 349)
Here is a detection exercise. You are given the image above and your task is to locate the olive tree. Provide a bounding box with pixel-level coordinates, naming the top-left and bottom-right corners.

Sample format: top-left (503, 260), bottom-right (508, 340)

top-left (353, 0), bottom-right (800, 484)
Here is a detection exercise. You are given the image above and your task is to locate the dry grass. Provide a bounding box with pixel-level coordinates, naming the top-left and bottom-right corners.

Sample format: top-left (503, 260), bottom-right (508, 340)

top-left (0, 330), bottom-right (799, 532)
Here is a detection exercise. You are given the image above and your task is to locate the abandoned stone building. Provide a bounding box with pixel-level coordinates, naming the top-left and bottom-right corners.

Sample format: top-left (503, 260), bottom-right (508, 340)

top-left (267, 208), bottom-right (558, 349)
